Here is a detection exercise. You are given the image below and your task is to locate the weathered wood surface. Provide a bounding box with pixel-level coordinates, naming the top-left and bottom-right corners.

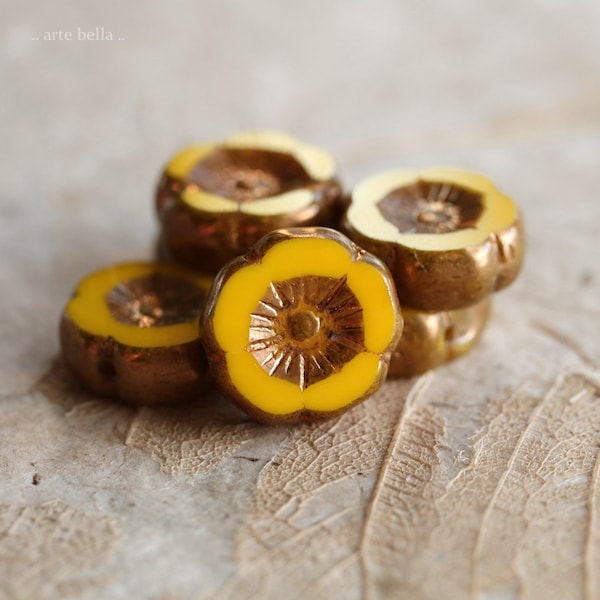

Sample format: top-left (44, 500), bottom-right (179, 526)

top-left (1, 1), bottom-right (600, 598)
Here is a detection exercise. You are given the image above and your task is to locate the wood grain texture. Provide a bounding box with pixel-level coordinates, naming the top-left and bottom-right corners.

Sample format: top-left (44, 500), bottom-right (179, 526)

top-left (1, 0), bottom-right (600, 598)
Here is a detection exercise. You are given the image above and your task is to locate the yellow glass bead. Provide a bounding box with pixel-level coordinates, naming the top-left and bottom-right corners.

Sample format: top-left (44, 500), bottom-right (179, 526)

top-left (202, 227), bottom-right (403, 424)
top-left (343, 167), bottom-right (525, 311)
top-left (60, 261), bottom-right (212, 405)
top-left (156, 131), bottom-right (345, 274)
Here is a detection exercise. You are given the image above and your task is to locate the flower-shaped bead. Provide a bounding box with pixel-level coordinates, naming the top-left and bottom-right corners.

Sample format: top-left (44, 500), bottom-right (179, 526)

top-left (343, 167), bottom-right (524, 311)
top-left (156, 131), bottom-right (344, 274)
top-left (60, 262), bottom-right (212, 405)
top-left (202, 227), bottom-right (402, 424)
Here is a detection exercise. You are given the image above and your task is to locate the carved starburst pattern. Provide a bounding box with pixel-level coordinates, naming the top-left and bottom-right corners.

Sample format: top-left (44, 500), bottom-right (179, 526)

top-left (377, 179), bottom-right (483, 234)
top-left (188, 148), bottom-right (313, 202)
top-left (246, 275), bottom-right (366, 390)
top-left (106, 274), bottom-right (205, 328)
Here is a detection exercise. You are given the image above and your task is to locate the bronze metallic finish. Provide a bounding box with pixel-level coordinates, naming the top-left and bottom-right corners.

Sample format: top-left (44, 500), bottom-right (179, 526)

top-left (388, 295), bottom-right (492, 378)
top-left (156, 147), bottom-right (345, 274)
top-left (106, 273), bottom-right (205, 327)
top-left (187, 148), bottom-right (314, 202)
top-left (343, 175), bottom-right (525, 312)
top-left (60, 268), bottom-right (210, 406)
top-left (377, 180), bottom-right (484, 234)
top-left (247, 275), bottom-right (365, 390)
top-left (201, 227), bottom-right (402, 425)
top-left (60, 316), bottom-right (208, 405)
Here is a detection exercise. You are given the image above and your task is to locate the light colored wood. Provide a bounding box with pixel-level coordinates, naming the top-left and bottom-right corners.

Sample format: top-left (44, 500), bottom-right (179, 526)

top-left (1, 1), bottom-right (600, 598)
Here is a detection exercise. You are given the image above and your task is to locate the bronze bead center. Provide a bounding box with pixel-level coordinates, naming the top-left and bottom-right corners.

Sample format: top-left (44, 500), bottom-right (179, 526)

top-left (377, 180), bottom-right (484, 234)
top-left (106, 274), bottom-right (205, 327)
top-left (288, 311), bottom-right (321, 342)
top-left (187, 148), bottom-right (314, 202)
top-left (246, 275), bottom-right (366, 390)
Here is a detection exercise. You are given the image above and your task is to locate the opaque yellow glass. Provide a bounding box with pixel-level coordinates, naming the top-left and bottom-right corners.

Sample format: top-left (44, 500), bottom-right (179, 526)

top-left (166, 145), bottom-right (212, 179)
top-left (181, 187), bottom-right (314, 216)
top-left (66, 262), bottom-right (212, 348)
top-left (225, 350), bottom-right (380, 415)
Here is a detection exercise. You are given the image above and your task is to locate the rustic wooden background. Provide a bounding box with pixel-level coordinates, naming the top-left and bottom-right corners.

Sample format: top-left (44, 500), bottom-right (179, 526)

top-left (1, 1), bottom-right (600, 598)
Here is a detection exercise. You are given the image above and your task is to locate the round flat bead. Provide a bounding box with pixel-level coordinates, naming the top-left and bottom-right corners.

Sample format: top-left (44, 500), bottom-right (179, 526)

top-left (343, 168), bottom-right (524, 311)
top-left (201, 227), bottom-right (402, 424)
top-left (60, 261), bottom-right (212, 405)
top-left (156, 131), bottom-right (345, 274)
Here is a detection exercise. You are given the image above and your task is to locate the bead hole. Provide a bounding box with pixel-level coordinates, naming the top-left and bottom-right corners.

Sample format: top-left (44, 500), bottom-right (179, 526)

top-left (289, 311), bottom-right (321, 342)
